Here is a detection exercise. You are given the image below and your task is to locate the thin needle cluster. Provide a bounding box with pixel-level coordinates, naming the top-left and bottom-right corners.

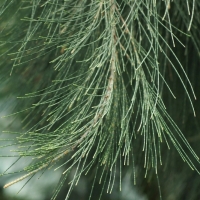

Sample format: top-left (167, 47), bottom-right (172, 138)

top-left (0, 0), bottom-right (200, 199)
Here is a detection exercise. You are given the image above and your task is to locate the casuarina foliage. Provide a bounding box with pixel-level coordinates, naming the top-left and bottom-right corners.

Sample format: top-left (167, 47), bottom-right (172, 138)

top-left (0, 1), bottom-right (200, 199)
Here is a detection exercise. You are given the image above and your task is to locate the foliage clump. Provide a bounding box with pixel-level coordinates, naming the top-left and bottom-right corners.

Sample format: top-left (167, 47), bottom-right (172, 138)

top-left (0, 0), bottom-right (200, 199)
